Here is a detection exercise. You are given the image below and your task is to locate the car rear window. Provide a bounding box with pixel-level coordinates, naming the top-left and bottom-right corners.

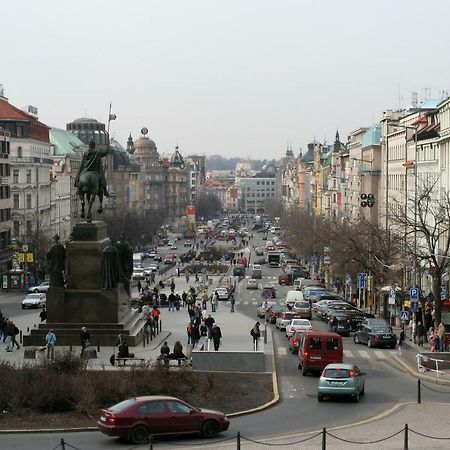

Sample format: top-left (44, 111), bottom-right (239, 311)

top-left (284, 313), bottom-right (296, 320)
top-left (296, 301), bottom-right (310, 308)
top-left (326, 338), bottom-right (340, 350)
top-left (324, 368), bottom-right (350, 378)
top-left (110, 398), bottom-right (137, 412)
top-left (309, 337), bottom-right (322, 350)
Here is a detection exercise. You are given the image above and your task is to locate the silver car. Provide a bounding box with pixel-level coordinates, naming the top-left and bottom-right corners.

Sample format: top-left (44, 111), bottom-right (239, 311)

top-left (22, 293), bottom-right (46, 309)
top-left (285, 319), bottom-right (312, 337)
top-left (29, 282), bottom-right (49, 293)
top-left (293, 300), bottom-right (312, 319)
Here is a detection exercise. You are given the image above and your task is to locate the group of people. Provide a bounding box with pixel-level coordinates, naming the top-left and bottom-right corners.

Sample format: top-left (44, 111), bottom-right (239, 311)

top-left (409, 320), bottom-right (447, 352)
top-left (186, 309), bottom-right (223, 351)
top-left (0, 311), bottom-right (20, 352)
top-left (158, 340), bottom-right (188, 365)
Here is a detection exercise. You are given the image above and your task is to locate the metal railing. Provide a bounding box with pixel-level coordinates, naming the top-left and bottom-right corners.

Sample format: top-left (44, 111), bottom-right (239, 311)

top-left (416, 353), bottom-right (445, 376)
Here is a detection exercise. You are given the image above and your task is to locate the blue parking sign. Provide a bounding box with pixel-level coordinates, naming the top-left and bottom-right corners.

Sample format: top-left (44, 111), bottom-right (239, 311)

top-left (410, 287), bottom-right (419, 302)
top-left (357, 273), bottom-right (367, 289)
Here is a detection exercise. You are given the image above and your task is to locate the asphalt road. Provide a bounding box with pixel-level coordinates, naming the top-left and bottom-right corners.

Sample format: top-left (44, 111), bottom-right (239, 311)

top-left (1, 235), bottom-right (449, 449)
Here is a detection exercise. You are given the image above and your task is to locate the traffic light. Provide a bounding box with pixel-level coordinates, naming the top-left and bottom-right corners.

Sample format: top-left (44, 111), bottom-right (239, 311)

top-left (360, 193), bottom-right (375, 208)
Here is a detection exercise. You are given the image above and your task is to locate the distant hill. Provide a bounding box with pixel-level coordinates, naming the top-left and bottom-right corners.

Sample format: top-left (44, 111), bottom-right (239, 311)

top-left (206, 155), bottom-right (279, 171)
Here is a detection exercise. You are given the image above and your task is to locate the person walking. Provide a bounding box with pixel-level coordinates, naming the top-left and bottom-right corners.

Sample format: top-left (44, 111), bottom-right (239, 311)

top-left (438, 322), bottom-right (446, 352)
top-left (80, 326), bottom-right (91, 354)
top-left (211, 324), bottom-right (222, 351)
top-left (10, 320), bottom-right (20, 350)
top-left (170, 278), bottom-right (176, 293)
top-left (39, 305), bottom-right (47, 322)
top-left (137, 280), bottom-right (142, 293)
top-left (45, 329), bottom-right (57, 360)
top-left (202, 291), bottom-right (209, 310)
top-left (212, 292), bottom-right (219, 312)
top-left (191, 323), bottom-right (200, 348)
top-left (168, 292), bottom-right (177, 311)
top-left (182, 291), bottom-right (188, 308)
top-left (205, 314), bottom-right (215, 339)
top-left (416, 321), bottom-right (426, 347)
top-left (398, 327), bottom-right (405, 354)
top-left (230, 293), bottom-right (236, 312)
top-left (4, 319), bottom-right (14, 352)
top-left (250, 322), bottom-right (261, 350)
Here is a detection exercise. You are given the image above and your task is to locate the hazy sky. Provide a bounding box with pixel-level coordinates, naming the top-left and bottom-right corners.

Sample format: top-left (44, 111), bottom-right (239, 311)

top-left (2, 0), bottom-right (450, 159)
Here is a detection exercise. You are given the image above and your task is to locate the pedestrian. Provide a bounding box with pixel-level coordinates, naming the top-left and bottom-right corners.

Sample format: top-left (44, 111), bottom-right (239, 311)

top-left (408, 319), bottom-right (416, 343)
top-left (4, 319), bottom-right (14, 352)
top-left (202, 291), bottom-right (208, 310)
top-left (182, 290), bottom-right (188, 307)
top-left (159, 341), bottom-right (170, 366)
top-left (80, 326), bottom-right (91, 353)
top-left (205, 314), bottom-right (215, 339)
top-left (230, 293), bottom-right (236, 312)
top-left (191, 323), bottom-right (200, 348)
top-left (185, 272), bottom-right (190, 283)
top-left (438, 322), bottom-right (446, 352)
top-left (250, 322), bottom-right (261, 350)
top-left (186, 322), bottom-right (193, 344)
top-left (171, 341), bottom-right (187, 365)
top-left (45, 329), bottom-right (57, 360)
top-left (39, 305), bottom-right (47, 322)
top-left (211, 324), bottom-right (222, 351)
top-left (137, 280), bottom-right (142, 293)
top-left (168, 292), bottom-right (177, 311)
top-left (170, 278), bottom-right (175, 293)
top-left (10, 320), bottom-right (20, 350)
top-left (416, 321), bottom-right (426, 347)
top-left (200, 319), bottom-right (208, 337)
top-left (328, 316), bottom-right (338, 333)
top-left (151, 305), bottom-right (160, 327)
top-left (175, 293), bottom-right (181, 310)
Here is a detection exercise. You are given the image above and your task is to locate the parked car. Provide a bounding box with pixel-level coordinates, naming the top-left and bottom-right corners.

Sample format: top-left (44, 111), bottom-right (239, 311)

top-left (288, 330), bottom-right (304, 353)
top-left (22, 293), bottom-right (46, 309)
top-left (148, 251), bottom-right (157, 259)
top-left (29, 281), bottom-right (50, 293)
top-left (354, 319), bottom-right (397, 348)
top-left (261, 284), bottom-right (277, 298)
top-left (144, 264), bottom-right (159, 275)
top-left (257, 301), bottom-right (277, 318)
top-left (98, 395), bottom-right (230, 444)
top-left (317, 364), bottom-right (366, 402)
top-left (292, 300), bottom-right (312, 319)
top-left (247, 279), bottom-right (259, 290)
top-left (163, 254), bottom-right (177, 264)
top-left (170, 244), bottom-right (178, 250)
top-left (251, 269), bottom-right (262, 279)
top-left (285, 318), bottom-right (312, 337)
top-left (297, 331), bottom-right (343, 376)
top-left (233, 264), bottom-right (245, 276)
top-left (276, 311), bottom-right (298, 330)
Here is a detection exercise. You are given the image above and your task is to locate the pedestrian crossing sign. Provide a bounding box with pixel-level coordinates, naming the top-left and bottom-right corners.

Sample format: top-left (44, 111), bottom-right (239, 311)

top-left (400, 311), bottom-right (409, 321)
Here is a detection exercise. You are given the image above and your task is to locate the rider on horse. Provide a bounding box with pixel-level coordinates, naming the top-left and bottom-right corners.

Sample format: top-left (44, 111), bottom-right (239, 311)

top-left (75, 139), bottom-right (110, 197)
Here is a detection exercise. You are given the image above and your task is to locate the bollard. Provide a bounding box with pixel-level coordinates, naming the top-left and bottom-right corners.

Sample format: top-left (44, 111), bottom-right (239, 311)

top-left (417, 379), bottom-right (421, 404)
top-left (97, 344), bottom-right (100, 353)
top-left (60, 438), bottom-right (66, 450)
top-left (404, 424), bottom-right (409, 449)
top-left (27, 326), bottom-right (29, 333)
top-left (322, 427), bottom-right (326, 450)
top-left (237, 431), bottom-right (241, 450)
top-left (69, 345), bottom-right (72, 352)
top-left (19, 330), bottom-right (23, 344)
top-left (159, 320), bottom-right (162, 333)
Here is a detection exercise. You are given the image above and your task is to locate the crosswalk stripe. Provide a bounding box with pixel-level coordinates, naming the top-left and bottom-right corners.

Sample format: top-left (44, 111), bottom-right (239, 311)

top-left (359, 350), bottom-right (370, 359)
top-left (374, 350), bottom-right (386, 359)
top-left (243, 301), bottom-right (249, 305)
top-left (343, 350), bottom-right (354, 358)
top-left (278, 347), bottom-right (288, 355)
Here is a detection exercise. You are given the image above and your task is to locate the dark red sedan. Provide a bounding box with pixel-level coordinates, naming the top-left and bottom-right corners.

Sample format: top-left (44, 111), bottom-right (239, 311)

top-left (98, 396), bottom-right (230, 444)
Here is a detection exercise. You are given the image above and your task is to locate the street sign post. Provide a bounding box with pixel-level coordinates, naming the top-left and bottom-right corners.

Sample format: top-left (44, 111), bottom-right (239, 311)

top-left (400, 310), bottom-right (410, 321)
top-left (388, 288), bottom-right (396, 305)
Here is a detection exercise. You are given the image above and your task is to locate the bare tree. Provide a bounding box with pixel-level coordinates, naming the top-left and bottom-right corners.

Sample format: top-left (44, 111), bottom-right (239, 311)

top-left (390, 176), bottom-right (450, 326)
top-left (195, 192), bottom-right (222, 220)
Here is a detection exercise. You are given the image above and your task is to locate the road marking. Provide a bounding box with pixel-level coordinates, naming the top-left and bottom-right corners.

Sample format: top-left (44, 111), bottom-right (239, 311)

top-left (252, 301), bottom-right (257, 305)
top-left (243, 301), bottom-right (249, 305)
top-left (343, 350), bottom-right (354, 358)
top-left (374, 350), bottom-right (386, 359)
top-left (277, 347), bottom-right (288, 355)
top-left (359, 350), bottom-right (370, 359)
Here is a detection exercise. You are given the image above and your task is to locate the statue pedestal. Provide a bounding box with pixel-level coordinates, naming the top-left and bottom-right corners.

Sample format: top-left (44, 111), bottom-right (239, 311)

top-left (23, 221), bottom-right (145, 347)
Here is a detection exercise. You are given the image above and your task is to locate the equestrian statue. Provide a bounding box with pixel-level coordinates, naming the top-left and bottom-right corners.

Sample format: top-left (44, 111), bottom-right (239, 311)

top-left (74, 139), bottom-right (110, 222)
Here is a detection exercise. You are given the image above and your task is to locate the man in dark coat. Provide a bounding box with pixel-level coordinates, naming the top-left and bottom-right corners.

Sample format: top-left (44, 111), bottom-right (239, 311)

top-left (211, 324), bottom-right (222, 351)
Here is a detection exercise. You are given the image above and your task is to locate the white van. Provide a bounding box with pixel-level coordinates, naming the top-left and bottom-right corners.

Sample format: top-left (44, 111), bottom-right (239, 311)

top-left (133, 253), bottom-right (144, 264)
top-left (285, 290), bottom-right (304, 309)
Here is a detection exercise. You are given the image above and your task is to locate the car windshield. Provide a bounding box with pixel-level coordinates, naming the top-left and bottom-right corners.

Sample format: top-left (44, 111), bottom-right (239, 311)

top-left (324, 368), bottom-right (351, 378)
top-left (109, 398), bottom-right (137, 412)
top-left (296, 302), bottom-right (310, 308)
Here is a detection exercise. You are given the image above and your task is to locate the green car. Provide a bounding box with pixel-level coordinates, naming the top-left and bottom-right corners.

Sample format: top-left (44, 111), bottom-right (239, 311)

top-left (317, 363), bottom-right (366, 402)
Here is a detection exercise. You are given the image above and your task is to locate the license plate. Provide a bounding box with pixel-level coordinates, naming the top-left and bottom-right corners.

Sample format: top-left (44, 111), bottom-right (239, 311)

top-left (382, 336), bottom-right (391, 339)
top-left (100, 416), bottom-right (106, 422)
top-left (329, 381), bottom-right (344, 385)
top-left (310, 356), bottom-right (321, 360)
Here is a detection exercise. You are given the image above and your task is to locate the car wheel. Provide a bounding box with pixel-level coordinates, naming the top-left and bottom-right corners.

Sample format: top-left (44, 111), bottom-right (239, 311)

top-left (21, 305), bottom-right (25, 309)
top-left (353, 392), bottom-right (360, 402)
top-left (353, 334), bottom-right (360, 344)
top-left (390, 344), bottom-right (396, 349)
top-left (202, 420), bottom-right (219, 438)
top-left (129, 425), bottom-right (149, 444)
top-left (302, 365), bottom-right (308, 376)
top-left (367, 338), bottom-right (372, 348)
top-left (317, 393), bottom-right (324, 402)
top-left (360, 386), bottom-right (365, 396)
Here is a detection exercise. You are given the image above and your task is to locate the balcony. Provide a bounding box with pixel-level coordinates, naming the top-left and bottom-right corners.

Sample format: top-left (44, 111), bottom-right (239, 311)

top-left (9, 156), bottom-right (52, 165)
top-left (0, 176), bottom-right (10, 185)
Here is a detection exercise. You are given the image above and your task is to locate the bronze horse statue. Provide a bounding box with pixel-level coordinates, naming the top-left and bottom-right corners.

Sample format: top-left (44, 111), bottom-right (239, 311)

top-left (75, 140), bottom-right (109, 222)
top-left (77, 170), bottom-right (104, 222)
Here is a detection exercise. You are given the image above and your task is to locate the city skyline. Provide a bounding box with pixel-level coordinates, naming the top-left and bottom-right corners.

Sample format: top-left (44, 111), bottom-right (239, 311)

top-left (2, 0), bottom-right (450, 159)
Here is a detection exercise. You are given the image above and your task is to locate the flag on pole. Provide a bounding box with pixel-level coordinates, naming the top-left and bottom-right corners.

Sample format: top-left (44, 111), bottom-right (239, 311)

top-left (109, 113), bottom-right (117, 121)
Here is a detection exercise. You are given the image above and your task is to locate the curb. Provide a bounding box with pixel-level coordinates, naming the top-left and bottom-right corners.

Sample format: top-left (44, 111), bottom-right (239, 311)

top-left (392, 354), bottom-right (450, 386)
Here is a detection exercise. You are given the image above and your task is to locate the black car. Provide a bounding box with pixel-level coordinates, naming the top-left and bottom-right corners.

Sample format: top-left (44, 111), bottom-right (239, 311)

top-left (354, 319), bottom-right (397, 348)
top-left (328, 313), bottom-right (352, 337)
top-left (233, 264), bottom-right (245, 276)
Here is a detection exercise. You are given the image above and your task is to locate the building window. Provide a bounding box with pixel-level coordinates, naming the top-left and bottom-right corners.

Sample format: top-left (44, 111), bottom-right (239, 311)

top-left (26, 220), bottom-right (32, 235)
top-left (17, 146), bottom-right (22, 158)
top-left (16, 126), bottom-right (23, 137)
top-left (26, 194), bottom-right (32, 209)
top-left (13, 194), bottom-right (19, 209)
top-left (26, 170), bottom-right (32, 183)
top-left (13, 221), bottom-right (20, 236)
top-left (271, 181), bottom-right (275, 185)
top-left (13, 170), bottom-right (19, 183)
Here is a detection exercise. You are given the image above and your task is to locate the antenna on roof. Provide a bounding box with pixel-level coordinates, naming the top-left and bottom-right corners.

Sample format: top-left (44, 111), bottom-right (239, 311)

top-left (411, 91), bottom-right (418, 108)
top-left (0, 84), bottom-right (4, 97)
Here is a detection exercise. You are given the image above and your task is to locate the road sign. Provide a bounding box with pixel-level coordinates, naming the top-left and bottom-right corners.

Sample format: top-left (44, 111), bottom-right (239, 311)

top-left (410, 287), bottom-right (419, 302)
top-left (388, 288), bottom-right (396, 305)
top-left (346, 274), bottom-right (352, 285)
top-left (400, 311), bottom-right (410, 321)
top-left (357, 273), bottom-right (367, 289)
top-left (310, 255), bottom-right (318, 267)
top-left (22, 244), bottom-right (28, 252)
top-left (411, 302), bottom-right (419, 313)
top-left (262, 289), bottom-right (272, 300)
top-left (323, 255), bottom-right (331, 265)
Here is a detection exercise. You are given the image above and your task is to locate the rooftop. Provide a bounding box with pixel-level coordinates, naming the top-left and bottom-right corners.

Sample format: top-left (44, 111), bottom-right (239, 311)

top-left (50, 127), bottom-right (85, 156)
